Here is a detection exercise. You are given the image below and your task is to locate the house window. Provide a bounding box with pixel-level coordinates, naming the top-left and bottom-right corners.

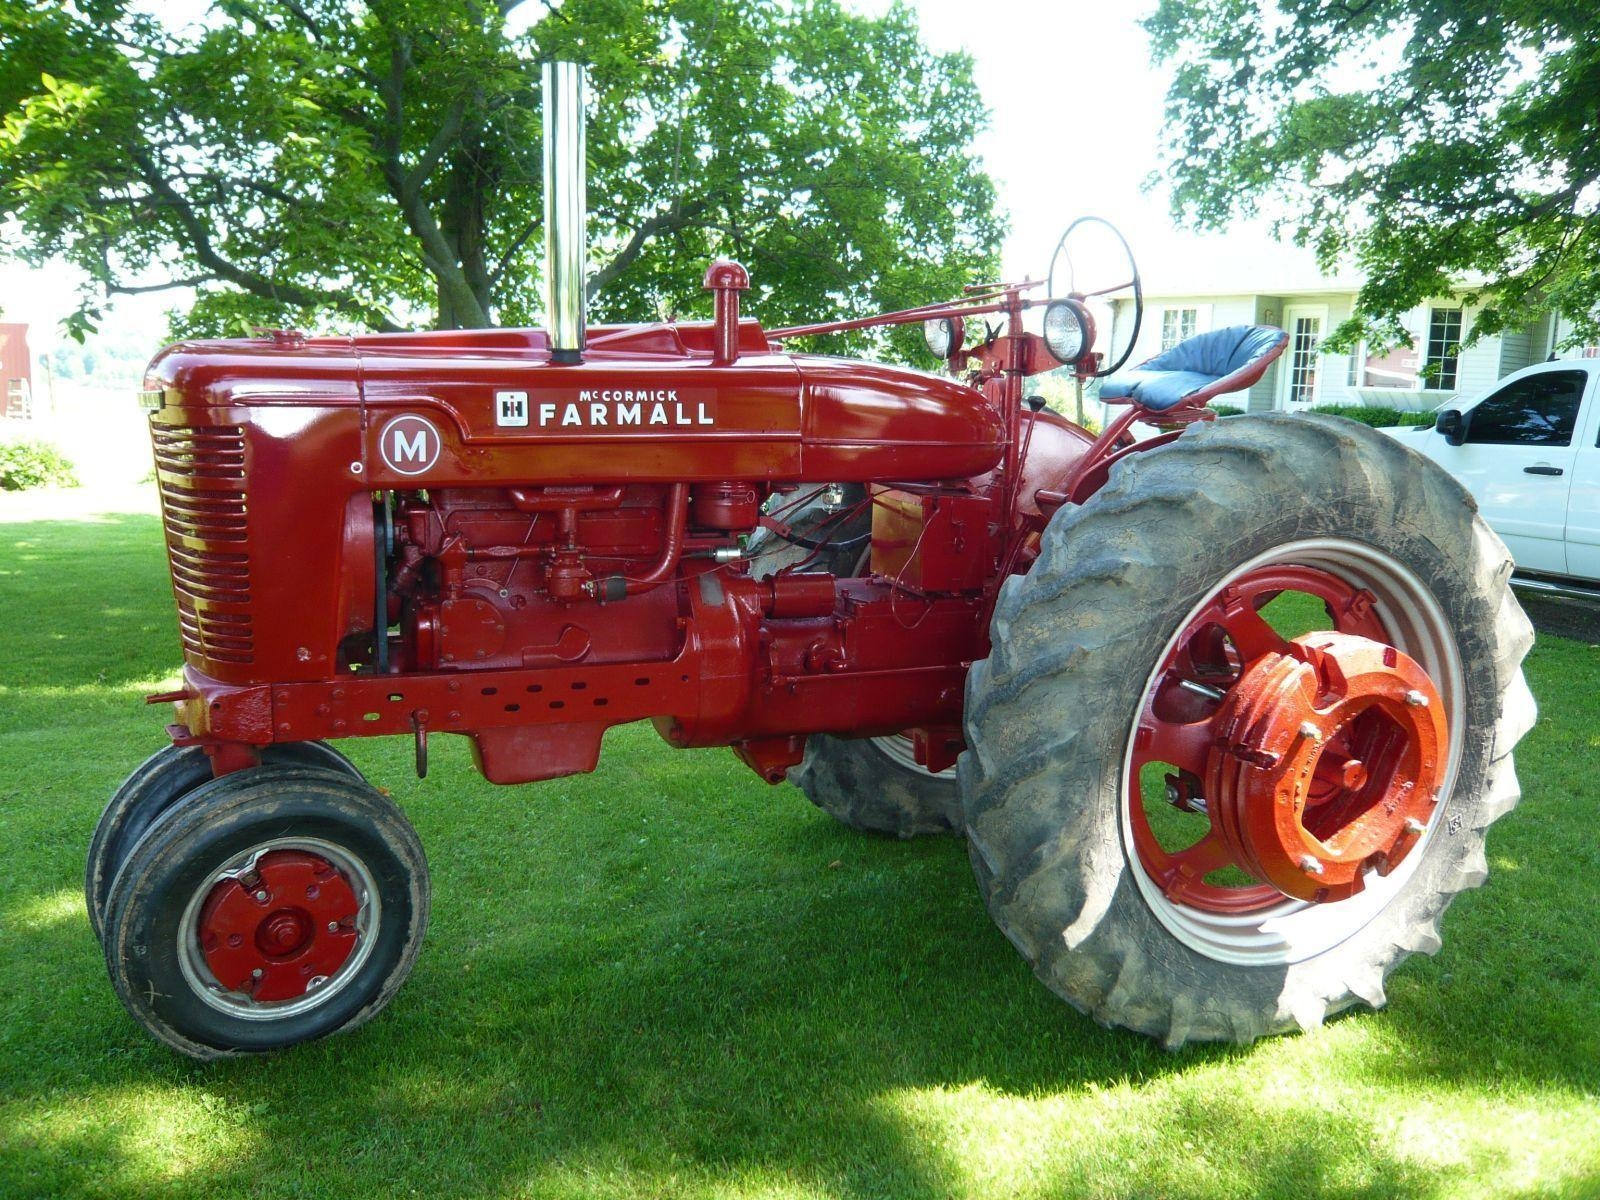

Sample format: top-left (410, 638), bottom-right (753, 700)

top-left (1424, 307), bottom-right (1462, 390)
top-left (1346, 343), bottom-right (1363, 388)
top-left (1161, 307), bottom-right (1198, 351)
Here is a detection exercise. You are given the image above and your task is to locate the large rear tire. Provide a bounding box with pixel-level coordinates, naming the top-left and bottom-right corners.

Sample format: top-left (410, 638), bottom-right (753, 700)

top-left (960, 413), bottom-right (1535, 1046)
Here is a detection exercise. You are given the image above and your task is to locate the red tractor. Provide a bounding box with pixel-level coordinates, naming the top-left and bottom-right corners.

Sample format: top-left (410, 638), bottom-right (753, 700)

top-left (92, 63), bottom-right (1534, 1059)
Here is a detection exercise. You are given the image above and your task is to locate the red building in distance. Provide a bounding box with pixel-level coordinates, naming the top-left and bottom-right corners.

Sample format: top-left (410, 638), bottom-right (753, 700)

top-left (0, 323), bottom-right (33, 418)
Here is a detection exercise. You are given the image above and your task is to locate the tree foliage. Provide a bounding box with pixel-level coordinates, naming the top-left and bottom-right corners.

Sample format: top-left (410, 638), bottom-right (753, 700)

top-left (1146, 0), bottom-right (1600, 350)
top-left (0, 0), bottom-right (1003, 348)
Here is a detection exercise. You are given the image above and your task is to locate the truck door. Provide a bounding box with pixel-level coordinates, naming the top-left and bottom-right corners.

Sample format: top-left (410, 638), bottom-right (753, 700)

top-left (1563, 363), bottom-right (1600, 582)
top-left (1445, 365), bottom-right (1589, 575)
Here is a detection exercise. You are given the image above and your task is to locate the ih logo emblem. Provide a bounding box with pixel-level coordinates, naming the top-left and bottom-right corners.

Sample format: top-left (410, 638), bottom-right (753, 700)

top-left (378, 414), bottom-right (442, 476)
top-left (496, 390), bottom-right (529, 427)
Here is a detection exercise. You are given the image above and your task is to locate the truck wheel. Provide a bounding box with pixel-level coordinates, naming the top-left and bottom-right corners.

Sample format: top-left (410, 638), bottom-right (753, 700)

top-left (86, 741), bottom-right (360, 943)
top-left (790, 734), bottom-right (961, 838)
top-left (101, 764), bottom-right (428, 1059)
top-left (960, 413), bottom-right (1535, 1047)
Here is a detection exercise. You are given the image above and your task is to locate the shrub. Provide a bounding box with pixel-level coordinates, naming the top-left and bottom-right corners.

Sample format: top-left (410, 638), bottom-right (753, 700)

top-left (1308, 404), bottom-right (1435, 429)
top-left (1205, 403), bottom-right (1433, 428)
top-left (0, 440), bottom-right (80, 490)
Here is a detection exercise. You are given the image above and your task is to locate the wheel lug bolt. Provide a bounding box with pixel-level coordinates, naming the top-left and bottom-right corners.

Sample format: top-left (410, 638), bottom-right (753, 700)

top-left (1404, 690), bottom-right (1428, 708)
top-left (251, 968), bottom-right (264, 979)
top-left (1405, 817), bottom-right (1426, 834)
top-left (327, 921), bottom-right (339, 933)
top-left (254, 889), bottom-right (268, 902)
top-left (1298, 722), bottom-right (1320, 741)
top-left (1299, 854), bottom-right (1324, 876)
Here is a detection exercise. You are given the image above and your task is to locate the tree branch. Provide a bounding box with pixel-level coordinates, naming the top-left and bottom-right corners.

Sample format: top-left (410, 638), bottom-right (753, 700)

top-left (587, 201), bottom-right (707, 301)
top-left (488, 214), bottom-right (541, 286)
top-left (108, 275), bottom-right (215, 296)
top-left (402, 96), bottom-right (468, 202)
top-left (129, 147), bottom-right (403, 331)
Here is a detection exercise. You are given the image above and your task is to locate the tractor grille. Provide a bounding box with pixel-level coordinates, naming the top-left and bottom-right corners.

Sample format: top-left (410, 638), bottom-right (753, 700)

top-left (152, 424), bottom-right (255, 666)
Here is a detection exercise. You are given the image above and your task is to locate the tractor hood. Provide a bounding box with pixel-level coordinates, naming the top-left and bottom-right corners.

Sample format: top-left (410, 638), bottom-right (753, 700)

top-left (143, 319), bottom-right (1006, 486)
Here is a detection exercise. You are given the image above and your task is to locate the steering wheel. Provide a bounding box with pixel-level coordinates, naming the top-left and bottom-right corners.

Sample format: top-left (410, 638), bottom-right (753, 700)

top-left (1047, 216), bottom-right (1143, 378)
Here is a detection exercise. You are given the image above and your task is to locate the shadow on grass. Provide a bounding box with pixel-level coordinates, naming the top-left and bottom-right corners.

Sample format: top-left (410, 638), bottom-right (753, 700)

top-left (3, 516), bottom-right (1597, 1198)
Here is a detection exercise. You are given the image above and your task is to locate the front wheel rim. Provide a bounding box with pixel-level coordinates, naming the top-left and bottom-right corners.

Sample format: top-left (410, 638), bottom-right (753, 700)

top-left (177, 837), bottom-right (381, 1020)
top-left (1118, 538), bottom-right (1465, 966)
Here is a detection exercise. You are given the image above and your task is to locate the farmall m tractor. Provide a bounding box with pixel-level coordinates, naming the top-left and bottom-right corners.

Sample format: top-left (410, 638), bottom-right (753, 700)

top-left (92, 63), bottom-right (1534, 1059)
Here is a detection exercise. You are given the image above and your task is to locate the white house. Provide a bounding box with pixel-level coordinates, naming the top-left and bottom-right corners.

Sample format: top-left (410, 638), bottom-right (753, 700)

top-left (1105, 277), bottom-right (1597, 414)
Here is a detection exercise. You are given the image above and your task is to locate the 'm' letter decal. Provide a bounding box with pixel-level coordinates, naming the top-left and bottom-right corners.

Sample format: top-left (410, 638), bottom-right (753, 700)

top-left (378, 414), bottom-right (443, 476)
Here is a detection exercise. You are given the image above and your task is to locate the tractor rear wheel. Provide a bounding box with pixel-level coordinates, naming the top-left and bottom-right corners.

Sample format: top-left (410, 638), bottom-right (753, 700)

top-left (100, 763), bottom-right (428, 1059)
top-left (790, 733), bottom-right (961, 838)
top-left (960, 413), bottom-right (1534, 1046)
top-left (86, 741), bottom-right (360, 943)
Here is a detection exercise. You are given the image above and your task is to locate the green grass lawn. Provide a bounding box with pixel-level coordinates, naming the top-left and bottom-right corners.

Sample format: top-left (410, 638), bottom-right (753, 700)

top-left (2, 513), bottom-right (1597, 1200)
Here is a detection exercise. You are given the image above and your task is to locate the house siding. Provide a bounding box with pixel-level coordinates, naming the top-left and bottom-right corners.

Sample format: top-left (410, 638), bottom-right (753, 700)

top-left (1107, 288), bottom-right (1531, 416)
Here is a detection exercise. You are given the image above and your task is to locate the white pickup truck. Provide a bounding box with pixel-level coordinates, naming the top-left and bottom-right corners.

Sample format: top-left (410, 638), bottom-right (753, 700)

top-left (1384, 358), bottom-right (1600, 599)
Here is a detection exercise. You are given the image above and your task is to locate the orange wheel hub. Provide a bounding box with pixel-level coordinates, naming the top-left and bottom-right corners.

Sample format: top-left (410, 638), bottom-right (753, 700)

top-left (1126, 562), bottom-right (1452, 914)
top-left (1206, 631), bottom-right (1447, 901)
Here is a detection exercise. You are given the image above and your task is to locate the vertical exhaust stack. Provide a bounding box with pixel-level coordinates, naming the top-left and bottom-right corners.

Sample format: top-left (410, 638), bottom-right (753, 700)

top-left (542, 61), bottom-right (587, 365)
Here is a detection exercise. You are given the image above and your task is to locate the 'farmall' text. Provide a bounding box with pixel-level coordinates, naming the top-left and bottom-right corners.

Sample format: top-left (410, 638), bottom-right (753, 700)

top-left (536, 389), bottom-right (715, 428)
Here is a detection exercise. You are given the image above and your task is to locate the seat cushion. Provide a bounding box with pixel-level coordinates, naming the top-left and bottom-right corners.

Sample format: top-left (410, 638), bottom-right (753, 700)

top-left (1101, 325), bottom-right (1289, 412)
top-left (1099, 368), bottom-right (1222, 410)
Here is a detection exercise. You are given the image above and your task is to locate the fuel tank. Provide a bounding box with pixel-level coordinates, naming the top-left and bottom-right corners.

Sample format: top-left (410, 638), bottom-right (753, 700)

top-left (145, 318), bottom-right (1005, 488)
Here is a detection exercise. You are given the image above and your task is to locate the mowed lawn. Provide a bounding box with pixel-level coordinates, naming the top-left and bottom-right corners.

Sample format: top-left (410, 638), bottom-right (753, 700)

top-left (1, 511), bottom-right (1598, 1200)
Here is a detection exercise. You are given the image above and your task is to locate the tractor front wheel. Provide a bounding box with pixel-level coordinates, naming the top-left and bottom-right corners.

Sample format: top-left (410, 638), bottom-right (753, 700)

top-left (100, 764), bottom-right (429, 1059)
top-left (86, 740), bottom-right (361, 943)
top-left (960, 413), bottom-right (1534, 1046)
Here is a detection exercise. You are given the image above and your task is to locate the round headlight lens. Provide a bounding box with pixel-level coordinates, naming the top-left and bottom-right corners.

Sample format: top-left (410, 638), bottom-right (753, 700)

top-left (924, 317), bottom-right (963, 360)
top-left (1043, 300), bottom-right (1090, 364)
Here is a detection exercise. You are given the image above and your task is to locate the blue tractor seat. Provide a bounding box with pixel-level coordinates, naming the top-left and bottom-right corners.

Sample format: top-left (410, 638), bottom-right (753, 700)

top-left (1100, 325), bottom-right (1289, 412)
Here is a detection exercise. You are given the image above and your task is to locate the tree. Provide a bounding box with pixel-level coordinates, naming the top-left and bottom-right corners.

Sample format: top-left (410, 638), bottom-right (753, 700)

top-left (1145, 0), bottom-right (1600, 351)
top-left (0, 0), bottom-right (1003, 348)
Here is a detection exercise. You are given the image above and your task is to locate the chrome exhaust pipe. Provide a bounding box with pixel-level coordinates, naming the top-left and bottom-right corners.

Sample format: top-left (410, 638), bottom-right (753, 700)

top-left (542, 61), bottom-right (587, 364)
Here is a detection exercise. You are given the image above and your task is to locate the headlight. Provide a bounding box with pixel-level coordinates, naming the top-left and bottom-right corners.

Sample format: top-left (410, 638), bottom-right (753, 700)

top-left (924, 316), bottom-right (964, 360)
top-left (1043, 300), bottom-right (1092, 364)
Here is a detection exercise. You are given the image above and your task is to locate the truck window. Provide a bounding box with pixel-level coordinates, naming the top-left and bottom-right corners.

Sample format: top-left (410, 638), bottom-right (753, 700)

top-left (1464, 370), bottom-right (1588, 447)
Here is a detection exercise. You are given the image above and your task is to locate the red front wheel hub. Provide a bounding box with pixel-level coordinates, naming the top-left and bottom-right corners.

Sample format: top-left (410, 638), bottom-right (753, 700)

top-left (197, 849), bottom-right (361, 1002)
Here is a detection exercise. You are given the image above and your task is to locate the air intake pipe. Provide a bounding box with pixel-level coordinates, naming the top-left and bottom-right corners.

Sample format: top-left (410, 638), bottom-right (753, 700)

top-left (542, 61), bottom-right (587, 364)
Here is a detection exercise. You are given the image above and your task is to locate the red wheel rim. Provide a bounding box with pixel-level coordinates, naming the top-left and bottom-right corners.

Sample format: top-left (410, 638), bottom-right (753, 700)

top-left (195, 848), bottom-right (362, 1003)
top-left (1126, 562), bottom-right (1449, 914)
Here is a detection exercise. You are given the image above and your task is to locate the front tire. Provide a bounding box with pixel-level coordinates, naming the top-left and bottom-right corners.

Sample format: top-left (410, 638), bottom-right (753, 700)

top-left (101, 764), bottom-right (429, 1059)
top-left (86, 741), bottom-right (361, 943)
top-left (960, 414), bottom-right (1534, 1046)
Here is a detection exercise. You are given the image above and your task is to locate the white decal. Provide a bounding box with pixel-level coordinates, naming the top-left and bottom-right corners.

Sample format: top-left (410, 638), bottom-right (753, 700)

top-left (496, 390), bottom-right (529, 427)
top-left (508, 387), bottom-right (717, 430)
top-left (378, 414), bottom-right (442, 476)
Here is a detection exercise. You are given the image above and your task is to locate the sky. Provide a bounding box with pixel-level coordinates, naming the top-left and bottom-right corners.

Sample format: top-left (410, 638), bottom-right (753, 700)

top-left (2, 0), bottom-right (1322, 358)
